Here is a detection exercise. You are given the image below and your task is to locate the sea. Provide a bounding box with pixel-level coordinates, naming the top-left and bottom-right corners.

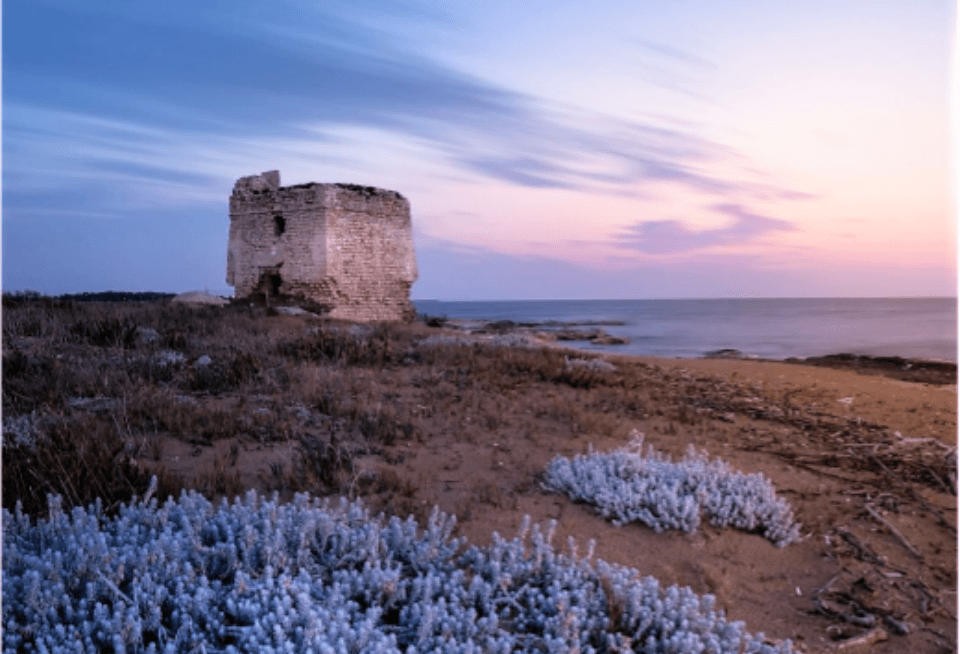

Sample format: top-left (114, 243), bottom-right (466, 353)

top-left (414, 297), bottom-right (958, 363)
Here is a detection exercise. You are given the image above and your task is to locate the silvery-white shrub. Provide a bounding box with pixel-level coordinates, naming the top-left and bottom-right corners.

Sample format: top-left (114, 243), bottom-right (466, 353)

top-left (542, 434), bottom-right (801, 547)
top-left (3, 479), bottom-right (796, 653)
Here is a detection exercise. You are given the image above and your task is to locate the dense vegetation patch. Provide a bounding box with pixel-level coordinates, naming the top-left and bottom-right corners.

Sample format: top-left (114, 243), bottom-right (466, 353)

top-left (3, 485), bottom-right (795, 653)
top-left (543, 435), bottom-right (801, 547)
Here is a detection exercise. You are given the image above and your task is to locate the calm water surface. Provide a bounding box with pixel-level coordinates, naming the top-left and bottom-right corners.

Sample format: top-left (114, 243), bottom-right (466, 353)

top-left (414, 298), bottom-right (957, 362)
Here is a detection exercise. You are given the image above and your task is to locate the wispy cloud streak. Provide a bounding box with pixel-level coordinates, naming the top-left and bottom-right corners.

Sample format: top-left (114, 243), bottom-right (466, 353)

top-left (3, 0), bottom-right (811, 218)
top-left (618, 204), bottom-right (797, 254)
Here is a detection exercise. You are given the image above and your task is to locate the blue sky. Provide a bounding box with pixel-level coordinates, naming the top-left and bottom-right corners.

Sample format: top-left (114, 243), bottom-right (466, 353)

top-left (3, 0), bottom-right (956, 299)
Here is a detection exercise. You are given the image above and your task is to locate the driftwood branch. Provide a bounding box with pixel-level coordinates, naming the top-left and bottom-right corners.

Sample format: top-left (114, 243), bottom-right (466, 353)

top-left (832, 626), bottom-right (888, 650)
top-left (835, 527), bottom-right (886, 566)
top-left (864, 504), bottom-right (922, 559)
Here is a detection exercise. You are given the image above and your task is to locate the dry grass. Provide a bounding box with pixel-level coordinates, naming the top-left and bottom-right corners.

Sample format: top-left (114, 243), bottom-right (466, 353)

top-left (1, 296), bottom-right (639, 515)
top-left (3, 295), bottom-right (954, 517)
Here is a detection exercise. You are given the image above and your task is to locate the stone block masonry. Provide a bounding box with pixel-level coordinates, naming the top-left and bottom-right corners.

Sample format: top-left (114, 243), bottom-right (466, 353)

top-left (227, 170), bottom-right (417, 322)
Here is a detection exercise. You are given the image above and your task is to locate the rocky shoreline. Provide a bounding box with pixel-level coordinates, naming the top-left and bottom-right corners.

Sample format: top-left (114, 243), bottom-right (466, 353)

top-left (436, 316), bottom-right (631, 346)
top-left (783, 352), bottom-right (957, 386)
top-left (435, 316), bottom-right (957, 386)
top-left (701, 350), bottom-right (957, 386)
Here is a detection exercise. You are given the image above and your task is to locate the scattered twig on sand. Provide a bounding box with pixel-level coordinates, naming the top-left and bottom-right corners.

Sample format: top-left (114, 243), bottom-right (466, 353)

top-left (834, 527), bottom-right (886, 566)
top-left (920, 626), bottom-right (954, 649)
top-left (871, 457), bottom-right (957, 534)
top-left (812, 573), bottom-right (842, 599)
top-left (923, 464), bottom-right (953, 495)
top-left (882, 614), bottom-right (911, 636)
top-left (832, 626), bottom-right (889, 650)
top-left (815, 595), bottom-right (877, 627)
top-left (864, 503), bottom-right (923, 559)
top-left (754, 449), bottom-right (864, 483)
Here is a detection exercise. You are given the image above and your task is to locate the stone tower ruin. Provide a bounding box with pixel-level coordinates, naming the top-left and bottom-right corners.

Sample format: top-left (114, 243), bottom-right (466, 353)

top-left (226, 170), bottom-right (417, 322)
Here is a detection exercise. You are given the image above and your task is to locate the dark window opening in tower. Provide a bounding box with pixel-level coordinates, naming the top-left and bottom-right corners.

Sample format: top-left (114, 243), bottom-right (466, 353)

top-left (273, 214), bottom-right (285, 237)
top-left (268, 274), bottom-right (282, 296)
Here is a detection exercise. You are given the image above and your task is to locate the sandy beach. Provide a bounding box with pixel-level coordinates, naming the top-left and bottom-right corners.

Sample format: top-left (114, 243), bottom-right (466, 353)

top-left (645, 356), bottom-right (957, 444)
top-left (375, 351), bottom-right (957, 653)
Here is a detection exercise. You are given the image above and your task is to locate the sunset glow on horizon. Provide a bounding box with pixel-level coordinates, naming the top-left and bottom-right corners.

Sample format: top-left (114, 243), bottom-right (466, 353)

top-left (3, 0), bottom-right (956, 299)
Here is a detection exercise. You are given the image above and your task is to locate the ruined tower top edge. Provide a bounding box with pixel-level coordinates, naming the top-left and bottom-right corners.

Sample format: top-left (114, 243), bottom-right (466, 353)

top-left (233, 170), bottom-right (281, 194)
top-left (231, 170), bottom-right (406, 202)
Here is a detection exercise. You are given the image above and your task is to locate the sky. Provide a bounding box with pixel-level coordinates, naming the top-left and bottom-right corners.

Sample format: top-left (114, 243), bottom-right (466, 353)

top-left (3, 0), bottom-right (956, 300)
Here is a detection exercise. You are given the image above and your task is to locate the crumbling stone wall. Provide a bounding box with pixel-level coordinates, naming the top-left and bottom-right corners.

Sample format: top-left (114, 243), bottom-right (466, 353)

top-left (227, 171), bottom-right (417, 322)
